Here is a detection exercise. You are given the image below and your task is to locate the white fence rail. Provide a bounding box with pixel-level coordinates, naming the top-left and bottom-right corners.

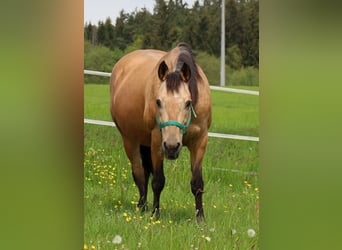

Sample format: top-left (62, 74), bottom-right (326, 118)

top-left (84, 119), bottom-right (259, 142)
top-left (84, 69), bottom-right (112, 77)
top-left (84, 70), bottom-right (259, 142)
top-left (84, 70), bottom-right (259, 96)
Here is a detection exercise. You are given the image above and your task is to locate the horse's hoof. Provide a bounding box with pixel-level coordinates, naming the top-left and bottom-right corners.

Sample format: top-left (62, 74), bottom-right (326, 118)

top-left (151, 208), bottom-right (160, 220)
top-left (195, 209), bottom-right (206, 224)
top-left (138, 203), bottom-right (148, 213)
top-left (196, 215), bottom-right (206, 225)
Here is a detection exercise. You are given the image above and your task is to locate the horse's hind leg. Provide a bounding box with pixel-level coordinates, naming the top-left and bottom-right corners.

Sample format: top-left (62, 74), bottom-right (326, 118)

top-left (122, 139), bottom-right (149, 212)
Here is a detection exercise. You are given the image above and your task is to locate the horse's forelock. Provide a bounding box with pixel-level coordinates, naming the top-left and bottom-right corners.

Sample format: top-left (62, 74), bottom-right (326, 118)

top-left (165, 72), bottom-right (181, 92)
top-left (162, 43), bottom-right (200, 106)
top-left (176, 44), bottom-right (200, 106)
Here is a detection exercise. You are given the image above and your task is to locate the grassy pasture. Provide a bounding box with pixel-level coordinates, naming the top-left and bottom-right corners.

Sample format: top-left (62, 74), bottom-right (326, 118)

top-left (84, 84), bottom-right (259, 249)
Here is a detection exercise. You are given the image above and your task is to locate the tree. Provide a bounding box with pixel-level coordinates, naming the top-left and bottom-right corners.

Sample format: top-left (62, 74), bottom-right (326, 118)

top-left (104, 18), bottom-right (115, 49)
top-left (226, 0), bottom-right (244, 48)
top-left (227, 44), bottom-right (242, 69)
top-left (83, 0), bottom-right (259, 69)
top-left (241, 0), bottom-right (259, 67)
top-left (84, 23), bottom-right (97, 45)
top-left (114, 11), bottom-right (133, 50)
top-left (84, 22), bottom-right (92, 41)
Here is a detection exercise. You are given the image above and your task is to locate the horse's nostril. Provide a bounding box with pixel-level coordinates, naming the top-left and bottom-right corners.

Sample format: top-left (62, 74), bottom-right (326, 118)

top-left (163, 142), bottom-right (181, 152)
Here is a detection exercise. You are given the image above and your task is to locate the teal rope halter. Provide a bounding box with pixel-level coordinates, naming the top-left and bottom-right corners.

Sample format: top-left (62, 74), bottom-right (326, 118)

top-left (156, 105), bottom-right (197, 134)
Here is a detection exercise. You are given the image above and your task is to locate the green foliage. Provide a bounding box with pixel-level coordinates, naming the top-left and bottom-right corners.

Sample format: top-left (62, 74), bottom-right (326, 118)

top-left (83, 0), bottom-right (259, 86)
top-left (84, 40), bottom-right (124, 83)
top-left (84, 42), bottom-right (259, 86)
top-left (196, 51), bottom-right (258, 86)
top-left (196, 51), bottom-right (221, 85)
top-left (229, 67), bottom-right (259, 86)
top-left (241, 0), bottom-right (259, 67)
top-left (227, 44), bottom-right (243, 70)
top-left (124, 35), bottom-right (144, 54)
top-left (84, 0), bottom-right (259, 69)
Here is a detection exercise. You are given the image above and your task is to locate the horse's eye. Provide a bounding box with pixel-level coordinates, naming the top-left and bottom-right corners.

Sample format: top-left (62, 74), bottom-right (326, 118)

top-left (156, 99), bottom-right (162, 108)
top-left (185, 100), bottom-right (192, 109)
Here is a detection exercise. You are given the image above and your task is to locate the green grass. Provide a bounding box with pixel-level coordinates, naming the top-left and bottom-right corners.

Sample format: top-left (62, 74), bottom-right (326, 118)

top-left (84, 84), bottom-right (259, 249)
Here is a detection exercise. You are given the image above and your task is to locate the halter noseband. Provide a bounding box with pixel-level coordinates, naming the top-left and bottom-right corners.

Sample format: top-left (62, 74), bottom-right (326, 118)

top-left (156, 105), bottom-right (197, 134)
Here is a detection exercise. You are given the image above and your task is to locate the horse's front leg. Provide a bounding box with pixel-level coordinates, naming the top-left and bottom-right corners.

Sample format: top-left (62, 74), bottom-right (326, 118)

top-left (151, 160), bottom-right (164, 219)
top-left (189, 134), bottom-right (208, 222)
top-left (151, 129), bottom-right (165, 219)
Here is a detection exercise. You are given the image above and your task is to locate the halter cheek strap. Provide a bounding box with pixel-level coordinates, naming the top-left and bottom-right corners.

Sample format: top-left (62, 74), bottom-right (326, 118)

top-left (156, 105), bottom-right (196, 134)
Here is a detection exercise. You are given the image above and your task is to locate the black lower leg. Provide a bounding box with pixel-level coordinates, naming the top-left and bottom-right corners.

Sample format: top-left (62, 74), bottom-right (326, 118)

top-left (134, 145), bottom-right (153, 212)
top-left (132, 173), bottom-right (148, 212)
top-left (191, 169), bottom-right (205, 221)
top-left (151, 164), bottom-right (165, 219)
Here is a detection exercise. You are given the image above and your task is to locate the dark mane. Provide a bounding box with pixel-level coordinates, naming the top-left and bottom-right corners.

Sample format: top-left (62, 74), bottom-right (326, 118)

top-left (165, 43), bottom-right (200, 106)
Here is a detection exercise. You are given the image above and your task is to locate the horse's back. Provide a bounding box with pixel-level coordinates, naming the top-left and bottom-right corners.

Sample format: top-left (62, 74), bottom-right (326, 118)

top-left (110, 50), bottom-right (165, 145)
top-left (111, 49), bottom-right (165, 92)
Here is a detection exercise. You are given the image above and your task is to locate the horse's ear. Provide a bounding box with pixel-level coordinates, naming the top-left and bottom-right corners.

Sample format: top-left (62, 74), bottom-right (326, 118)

top-left (180, 62), bottom-right (191, 82)
top-left (158, 61), bottom-right (169, 81)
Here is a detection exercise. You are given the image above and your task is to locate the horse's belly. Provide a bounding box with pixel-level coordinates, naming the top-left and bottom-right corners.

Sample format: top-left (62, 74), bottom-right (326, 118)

top-left (112, 100), bottom-right (151, 146)
top-left (119, 121), bottom-right (151, 145)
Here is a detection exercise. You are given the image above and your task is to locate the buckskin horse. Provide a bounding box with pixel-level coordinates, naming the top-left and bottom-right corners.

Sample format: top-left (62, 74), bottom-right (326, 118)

top-left (110, 43), bottom-right (212, 222)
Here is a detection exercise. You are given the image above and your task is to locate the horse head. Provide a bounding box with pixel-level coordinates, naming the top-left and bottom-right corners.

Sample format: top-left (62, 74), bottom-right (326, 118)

top-left (155, 60), bottom-right (194, 160)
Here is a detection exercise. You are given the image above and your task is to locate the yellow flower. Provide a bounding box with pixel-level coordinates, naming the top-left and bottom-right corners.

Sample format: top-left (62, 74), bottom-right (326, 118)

top-left (152, 220), bottom-right (161, 225)
top-left (84, 244), bottom-right (88, 250)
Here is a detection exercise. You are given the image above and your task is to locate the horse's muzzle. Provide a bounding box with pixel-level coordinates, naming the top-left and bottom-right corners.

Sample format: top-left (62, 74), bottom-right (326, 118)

top-left (163, 142), bottom-right (181, 160)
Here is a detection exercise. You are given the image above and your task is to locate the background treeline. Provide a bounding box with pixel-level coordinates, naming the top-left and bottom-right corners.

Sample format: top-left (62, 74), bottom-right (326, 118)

top-left (84, 0), bottom-right (258, 86)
